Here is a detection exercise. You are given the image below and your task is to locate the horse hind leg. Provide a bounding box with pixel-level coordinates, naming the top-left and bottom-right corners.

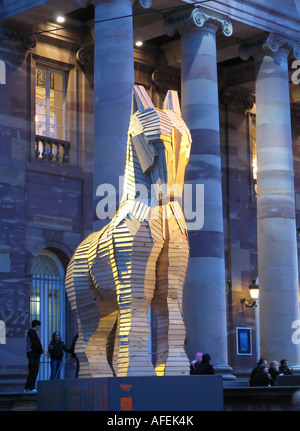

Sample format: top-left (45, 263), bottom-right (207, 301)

top-left (65, 233), bottom-right (101, 377)
top-left (85, 296), bottom-right (119, 377)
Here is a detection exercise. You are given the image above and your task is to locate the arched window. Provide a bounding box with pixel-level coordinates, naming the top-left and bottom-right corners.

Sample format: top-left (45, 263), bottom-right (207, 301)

top-left (30, 249), bottom-right (66, 380)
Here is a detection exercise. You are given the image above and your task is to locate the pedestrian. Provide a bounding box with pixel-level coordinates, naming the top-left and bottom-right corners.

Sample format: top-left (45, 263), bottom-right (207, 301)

top-left (70, 333), bottom-right (79, 378)
top-left (252, 364), bottom-right (272, 387)
top-left (190, 352), bottom-right (203, 375)
top-left (249, 357), bottom-right (268, 387)
top-left (48, 331), bottom-right (68, 379)
top-left (24, 319), bottom-right (43, 392)
top-left (279, 359), bottom-right (293, 375)
top-left (191, 352), bottom-right (215, 375)
top-left (268, 360), bottom-right (280, 386)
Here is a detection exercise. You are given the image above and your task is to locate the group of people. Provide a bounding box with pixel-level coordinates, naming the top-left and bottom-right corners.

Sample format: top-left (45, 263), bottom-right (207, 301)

top-left (189, 352), bottom-right (215, 375)
top-left (24, 319), bottom-right (79, 393)
top-left (249, 357), bottom-right (293, 387)
top-left (24, 321), bottom-right (292, 392)
top-left (189, 351), bottom-right (294, 386)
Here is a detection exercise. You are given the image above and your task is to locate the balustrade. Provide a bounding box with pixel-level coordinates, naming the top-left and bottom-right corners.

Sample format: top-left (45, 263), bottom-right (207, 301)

top-left (35, 135), bottom-right (70, 163)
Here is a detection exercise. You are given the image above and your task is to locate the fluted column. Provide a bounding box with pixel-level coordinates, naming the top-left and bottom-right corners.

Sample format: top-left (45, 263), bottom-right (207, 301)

top-left (94, 0), bottom-right (134, 230)
top-left (240, 34), bottom-right (300, 369)
top-left (165, 7), bottom-right (233, 378)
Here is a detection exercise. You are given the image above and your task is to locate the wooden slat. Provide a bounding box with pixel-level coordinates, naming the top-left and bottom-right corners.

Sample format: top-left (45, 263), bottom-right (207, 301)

top-left (65, 85), bottom-right (192, 377)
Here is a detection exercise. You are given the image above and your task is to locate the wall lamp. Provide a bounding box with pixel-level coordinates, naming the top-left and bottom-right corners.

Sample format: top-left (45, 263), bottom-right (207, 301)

top-left (240, 280), bottom-right (259, 308)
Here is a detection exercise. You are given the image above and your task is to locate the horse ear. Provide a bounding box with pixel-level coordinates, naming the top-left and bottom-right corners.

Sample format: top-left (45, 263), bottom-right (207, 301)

top-left (132, 85), bottom-right (154, 113)
top-left (163, 90), bottom-right (181, 115)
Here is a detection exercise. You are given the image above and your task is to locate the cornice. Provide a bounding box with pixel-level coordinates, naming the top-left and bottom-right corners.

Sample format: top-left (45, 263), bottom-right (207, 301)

top-left (181, 1), bottom-right (300, 42)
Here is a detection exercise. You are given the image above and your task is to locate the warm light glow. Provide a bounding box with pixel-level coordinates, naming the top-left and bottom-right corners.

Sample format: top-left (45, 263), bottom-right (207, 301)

top-left (135, 41), bottom-right (143, 47)
top-left (249, 287), bottom-right (259, 300)
top-left (56, 16), bottom-right (65, 23)
top-left (155, 363), bottom-right (166, 376)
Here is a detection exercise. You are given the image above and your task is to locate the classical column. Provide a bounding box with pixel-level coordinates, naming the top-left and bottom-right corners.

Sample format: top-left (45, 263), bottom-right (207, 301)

top-left (240, 35), bottom-right (300, 369)
top-left (165, 7), bottom-right (234, 378)
top-left (77, 0), bottom-right (151, 230)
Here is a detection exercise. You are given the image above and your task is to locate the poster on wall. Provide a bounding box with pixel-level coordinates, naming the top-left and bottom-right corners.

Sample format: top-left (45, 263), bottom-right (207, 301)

top-left (236, 327), bottom-right (252, 355)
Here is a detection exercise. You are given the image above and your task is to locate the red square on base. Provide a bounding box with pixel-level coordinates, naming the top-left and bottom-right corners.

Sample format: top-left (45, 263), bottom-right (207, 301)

top-left (120, 397), bottom-right (133, 411)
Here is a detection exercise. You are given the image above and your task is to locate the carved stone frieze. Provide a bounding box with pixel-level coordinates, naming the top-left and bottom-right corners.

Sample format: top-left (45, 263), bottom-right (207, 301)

top-left (76, 47), bottom-right (90, 65)
top-left (221, 88), bottom-right (255, 111)
top-left (151, 67), bottom-right (180, 90)
top-left (23, 35), bottom-right (37, 50)
top-left (138, 0), bottom-right (152, 8)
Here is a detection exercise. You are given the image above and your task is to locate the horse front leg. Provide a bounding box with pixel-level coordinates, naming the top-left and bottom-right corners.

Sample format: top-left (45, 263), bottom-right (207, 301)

top-left (114, 219), bottom-right (162, 376)
top-left (164, 208), bottom-right (190, 375)
top-left (163, 238), bottom-right (190, 375)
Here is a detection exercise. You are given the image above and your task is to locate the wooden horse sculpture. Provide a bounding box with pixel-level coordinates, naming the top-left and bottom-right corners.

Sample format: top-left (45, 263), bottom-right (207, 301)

top-left (65, 86), bottom-right (192, 377)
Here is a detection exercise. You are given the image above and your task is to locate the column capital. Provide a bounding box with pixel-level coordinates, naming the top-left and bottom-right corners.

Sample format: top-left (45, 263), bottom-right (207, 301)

top-left (164, 6), bottom-right (233, 38)
top-left (240, 33), bottom-right (300, 61)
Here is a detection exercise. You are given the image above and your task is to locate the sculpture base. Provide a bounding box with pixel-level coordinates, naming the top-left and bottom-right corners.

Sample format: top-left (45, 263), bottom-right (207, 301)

top-left (37, 375), bottom-right (223, 411)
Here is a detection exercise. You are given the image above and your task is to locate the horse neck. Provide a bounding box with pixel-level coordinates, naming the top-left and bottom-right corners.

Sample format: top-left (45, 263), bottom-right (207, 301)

top-left (121, 138), bottom-right (153, 204)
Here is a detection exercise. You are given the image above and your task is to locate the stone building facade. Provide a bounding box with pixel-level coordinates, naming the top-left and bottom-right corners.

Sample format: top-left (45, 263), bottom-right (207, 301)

top-left (0, 0), bottom-right (299, 389)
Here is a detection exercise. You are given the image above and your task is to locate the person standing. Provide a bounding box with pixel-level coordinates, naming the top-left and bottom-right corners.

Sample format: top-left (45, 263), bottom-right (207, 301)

top-left (252, 364), bottom-right (272, 387)
top-left (190, 352), bottom-right (203, 375)
top-left (48, 331), bottom-right (67, 379)
top-left (191, 353), bottom-right (215, 375)
top-left (268, 360), bottom-right (280, 386)
top-left (279, 359), bottom-right (293, 375)
top-left (24, 320), bottom-right (43, 392)
top-left (70, 333), bottom-right (79, 378)
top-left (249, 357), bottom-right (268, 387)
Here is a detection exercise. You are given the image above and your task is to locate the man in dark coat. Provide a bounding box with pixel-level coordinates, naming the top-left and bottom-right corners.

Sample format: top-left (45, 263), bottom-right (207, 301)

top-left (24, 320), bottom-right (43, 392)
top-left (279, 359), bottom-right (293, 375)
top-left (191, 353), bottom-right (215, 375)
top-left (252, 364), bottom-right (272, 386)
top-left (249, 357), bottom-right (268, 386)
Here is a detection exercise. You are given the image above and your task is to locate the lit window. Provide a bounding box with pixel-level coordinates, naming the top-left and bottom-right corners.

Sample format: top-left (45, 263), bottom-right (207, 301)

top-left (35, 67), bottom-right (65, 140)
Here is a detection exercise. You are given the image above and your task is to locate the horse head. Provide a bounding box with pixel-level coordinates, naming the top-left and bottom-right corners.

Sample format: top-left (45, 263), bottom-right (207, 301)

top-left (127, 86), bottom-right (191, 204)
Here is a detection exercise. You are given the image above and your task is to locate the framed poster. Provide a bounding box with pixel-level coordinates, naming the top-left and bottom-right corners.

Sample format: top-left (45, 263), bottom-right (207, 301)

top-left (236, 327), bottom-right (252, 355)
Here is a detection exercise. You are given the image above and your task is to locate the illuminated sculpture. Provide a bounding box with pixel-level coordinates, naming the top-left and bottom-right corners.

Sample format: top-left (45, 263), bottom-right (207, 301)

top-left (65, 86), bottom-right (192, 377)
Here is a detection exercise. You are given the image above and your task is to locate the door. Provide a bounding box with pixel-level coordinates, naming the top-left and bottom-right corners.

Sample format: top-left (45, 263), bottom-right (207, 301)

top-left (30, 249), bottom-right (66, 380)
